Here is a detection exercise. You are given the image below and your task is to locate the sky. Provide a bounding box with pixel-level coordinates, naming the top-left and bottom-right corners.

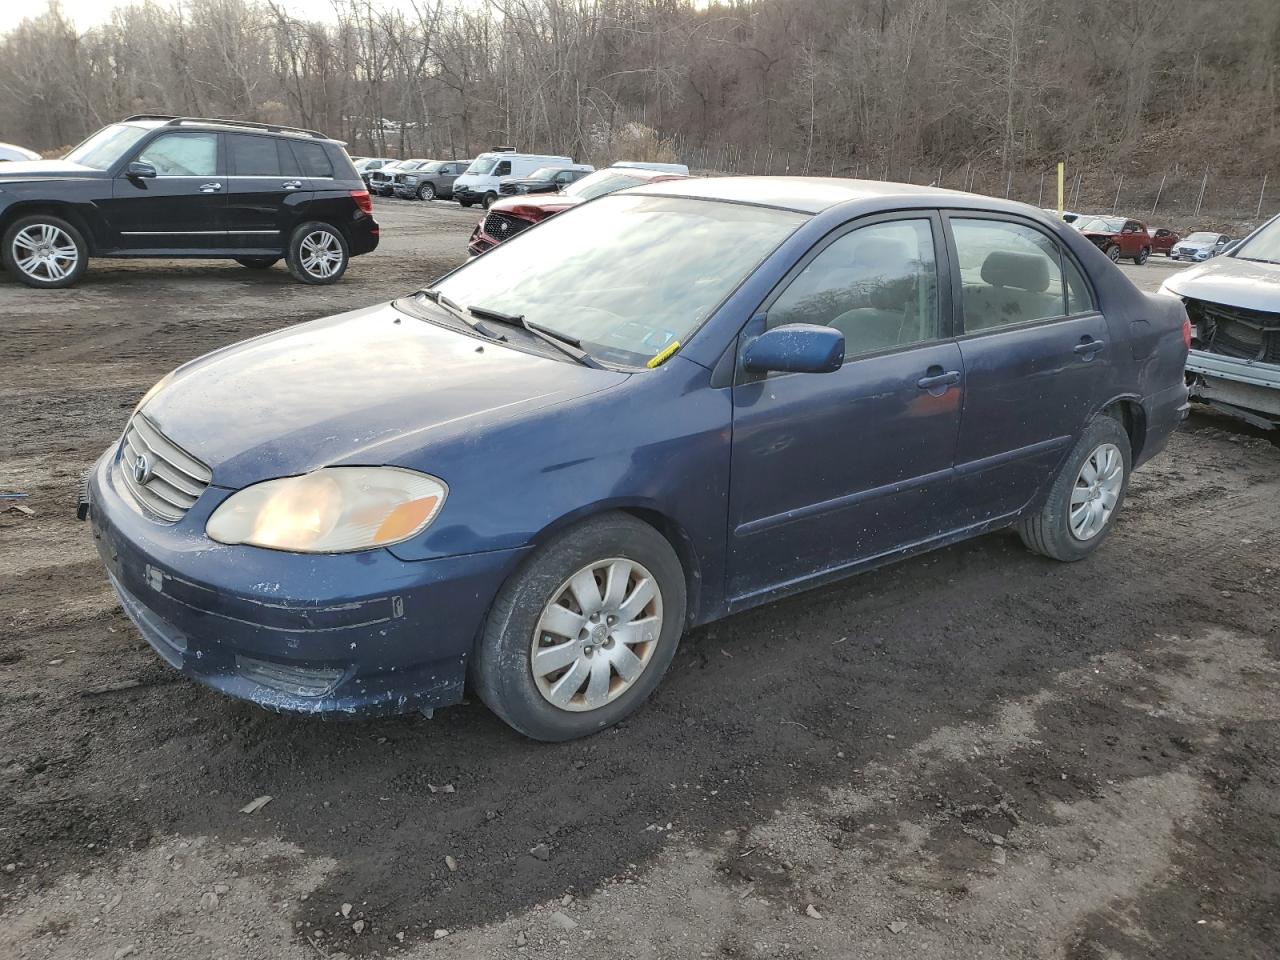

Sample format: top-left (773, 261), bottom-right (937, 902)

top-left (0, 0), bottom-right (341, 34)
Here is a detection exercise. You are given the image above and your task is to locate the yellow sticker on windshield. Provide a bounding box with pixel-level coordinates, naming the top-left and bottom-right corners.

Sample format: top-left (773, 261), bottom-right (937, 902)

top-left (647, 340), bottom-right (680, 369)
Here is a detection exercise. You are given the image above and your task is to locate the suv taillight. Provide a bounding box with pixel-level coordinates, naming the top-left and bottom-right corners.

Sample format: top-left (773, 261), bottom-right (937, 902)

top-left (350, 190), bottom-right (373, 215)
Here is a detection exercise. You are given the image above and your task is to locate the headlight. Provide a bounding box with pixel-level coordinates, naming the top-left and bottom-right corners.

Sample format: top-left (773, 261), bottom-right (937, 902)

top-left (206, 466), bottom-right (446, 553)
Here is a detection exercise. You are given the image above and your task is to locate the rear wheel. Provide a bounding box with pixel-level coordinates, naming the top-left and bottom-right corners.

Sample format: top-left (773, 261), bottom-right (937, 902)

top-left (1134, 246), bottom-right (1150, 265)
top-left (471, 513), bottom-right (686, 741)
top-left (417, 182), bottom-right (436, 201)
top-left (1018, 416), bottom-right (1131, 562)
top-left (235, 256), bottom-right (279, 270)
top-left (285, 222), bottom-right (348, 285)
top-left (2, 214), bottom-right (88, 289)
top-left (1105, 244), bottom-right (1121, 262)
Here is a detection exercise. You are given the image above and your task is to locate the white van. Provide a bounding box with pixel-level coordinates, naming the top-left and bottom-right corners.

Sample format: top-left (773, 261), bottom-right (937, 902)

top-left (453, 150), bottom-right (574, 208)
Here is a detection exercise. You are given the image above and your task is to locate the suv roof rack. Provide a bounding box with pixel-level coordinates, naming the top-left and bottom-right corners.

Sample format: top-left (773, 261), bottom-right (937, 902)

top-left (121, 115), bottom-right (329, 140)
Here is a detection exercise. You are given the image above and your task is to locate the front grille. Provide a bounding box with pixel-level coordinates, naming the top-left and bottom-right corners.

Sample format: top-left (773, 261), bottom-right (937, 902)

top-left (1189, 299), bottom-right (1280, 364)
top-left (119, 414), bottom-right (212, 522)
top-left (482, 211), bottom-right (532, 241)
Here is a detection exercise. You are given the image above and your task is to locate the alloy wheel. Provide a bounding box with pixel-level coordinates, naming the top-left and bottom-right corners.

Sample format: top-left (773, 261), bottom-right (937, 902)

top-left (12, 223), bottom-right (78, 282)
top-left (299, 230), bottom-right (343, 279)
top-left (1069, 442), bottom-right (1123, 541)
top-left (530, 557), bottom-right (663, 712)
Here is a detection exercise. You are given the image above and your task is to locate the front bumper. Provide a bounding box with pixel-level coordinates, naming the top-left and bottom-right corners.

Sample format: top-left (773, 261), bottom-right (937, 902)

top-left (1186, 350), bottom-right (1280, 427)
top-left (86, 450), bottom-right (528, 717)
top-left (454, 187), bottom-right (485, 204)
top-left (467, 224), bottom-right (498, 257)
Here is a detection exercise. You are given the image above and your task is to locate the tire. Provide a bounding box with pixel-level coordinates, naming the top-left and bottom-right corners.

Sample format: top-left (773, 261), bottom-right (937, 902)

top-left (1105, 244), bottom-right (1121, 262)
top-left (471, 513), bottom-right (687, 741)
top-left (1134, 246), bottom-right (1150, 265)
top-left (285, 221), bottom-right (348, 285)
top-left (458, 200), bottom-right (474, 208)
top-left (1018, 415), bottom-right (1131, 562)
top-left (235, 256), bottom-right (279, 270)
top-left (2, 214), bottom-right (88, 289)
top-left (417, 182), bottom-right (436, 201)
top-left (482, 192), bottom-right (498, 209)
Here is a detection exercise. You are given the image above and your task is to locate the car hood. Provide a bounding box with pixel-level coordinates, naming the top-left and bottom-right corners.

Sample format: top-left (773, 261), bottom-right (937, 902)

top-left (0, 159), bottom-right (103, 180)
top-left (1078, 230), bottom-right (1118, 241)
top-left (143, 301), bottom-right (628, 488)
top-left (1174, 239), bottom-right (1217, 250)
top-left (1161, 256), bottom-right (1280, 313)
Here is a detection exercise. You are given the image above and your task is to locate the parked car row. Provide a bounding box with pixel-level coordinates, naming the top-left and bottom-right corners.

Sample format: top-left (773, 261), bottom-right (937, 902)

top-left (1042, 209), bottom-right (1236, 267)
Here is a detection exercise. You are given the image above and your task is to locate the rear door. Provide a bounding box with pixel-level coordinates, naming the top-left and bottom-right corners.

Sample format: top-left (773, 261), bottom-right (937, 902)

top-left (727, 213), bottom-right (966, 602)
top-left (944, 213), bottom-right (1110, 525)
top-left (107, 131), bottom-right (226, 250)
top-left (225, 133), bottom-right (309, 251)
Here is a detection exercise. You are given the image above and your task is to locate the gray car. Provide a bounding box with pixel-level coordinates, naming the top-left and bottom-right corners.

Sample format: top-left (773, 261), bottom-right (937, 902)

top-left (1161, 214), bottom-right (1280, 430)
top-left (394, 159), bottom-right (470, 200)
top-left (1170, 231), bottom-right (1232, 262)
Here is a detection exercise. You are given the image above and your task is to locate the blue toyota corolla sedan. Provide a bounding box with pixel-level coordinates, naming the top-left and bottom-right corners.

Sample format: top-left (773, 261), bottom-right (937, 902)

top-left (84, 177), bottom-right (1190, 741)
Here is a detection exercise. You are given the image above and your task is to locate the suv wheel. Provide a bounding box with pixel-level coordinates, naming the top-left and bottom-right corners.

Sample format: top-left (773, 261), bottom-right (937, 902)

top-left (417, 183), bottom-right (436, 201)
top-left (471, 513), bottom-right (686, 741)
top-left (1134, 246), bottom-right (1150, 265)
top-left (1017, 415), bottom-right (1131, 562)
top-left (2, 215), bottom-right (88, 289)
top-left (482, 192), bottom-right (498, 209)
top-left (1105, 244), bottom-right (1121, 262)
top-left (286, 222), bottom-right (348, 285)
top-left (235, 256), bottom-right (279, 270)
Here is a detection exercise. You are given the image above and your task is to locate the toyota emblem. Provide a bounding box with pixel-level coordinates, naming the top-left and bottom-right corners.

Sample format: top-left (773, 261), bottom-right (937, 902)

top-left (133, 453), bottom-right (153, 485)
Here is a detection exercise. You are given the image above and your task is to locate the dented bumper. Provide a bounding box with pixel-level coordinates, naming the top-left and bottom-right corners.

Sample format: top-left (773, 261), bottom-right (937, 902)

top-left (86, 452), bottom-right (528, 717)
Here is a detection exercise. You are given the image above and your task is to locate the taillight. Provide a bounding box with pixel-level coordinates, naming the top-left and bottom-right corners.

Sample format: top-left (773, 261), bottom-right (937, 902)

top-left (350, 190), bottom-right (373, 215)
top-left (1182, 317), bottom-right (1192, 350)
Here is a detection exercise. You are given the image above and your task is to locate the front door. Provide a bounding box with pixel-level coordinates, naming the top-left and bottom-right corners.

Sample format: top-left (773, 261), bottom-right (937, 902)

top-left (107, 131), bottom-right (226, 250)
top-left (225, 133), bottom-right (311, 251)
top-left (727, 214), bottom-right (965, 603)
top-left (944, 214), bottom-right (1111, 525)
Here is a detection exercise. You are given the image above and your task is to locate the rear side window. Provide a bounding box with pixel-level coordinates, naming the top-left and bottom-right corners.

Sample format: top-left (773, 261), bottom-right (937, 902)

top-left (767, 218), bottom-right (939, 358)
top-left (951, 219), bottom-right (1067, 332)
top-left (290, 141), bottom-right (334, 178)
top-left (228, 134), bottom-right (281, 176)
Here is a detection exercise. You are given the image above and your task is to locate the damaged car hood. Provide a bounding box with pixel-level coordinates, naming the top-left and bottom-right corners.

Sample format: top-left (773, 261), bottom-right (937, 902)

top-left (1161, 257), bottom-right (1280, 313)
top-left (0, 160), bottom-right (103, 180)
top-left (142, 302), bottom-right (628, 488)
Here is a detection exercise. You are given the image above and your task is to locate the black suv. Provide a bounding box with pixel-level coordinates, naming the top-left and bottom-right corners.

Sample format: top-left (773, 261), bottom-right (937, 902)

top-left (0, 116), bottom-right (378, 288)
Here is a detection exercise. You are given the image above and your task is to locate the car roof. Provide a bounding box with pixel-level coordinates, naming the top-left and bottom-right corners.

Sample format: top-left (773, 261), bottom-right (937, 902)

top-left (624, 175), bottom-right (973, 213)
top-left (120, 116), bottom-right (339, 143)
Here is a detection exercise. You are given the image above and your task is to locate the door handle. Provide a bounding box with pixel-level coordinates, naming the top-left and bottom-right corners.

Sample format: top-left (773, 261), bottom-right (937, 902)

top-left (199, 182), bottom-right (222, 193)
top-left (1073, 338), bottom-right (1106, 358)
top-left (282, 180), bottom-right (303, 190)
top-left (917, 369), bottom-right (961, 391)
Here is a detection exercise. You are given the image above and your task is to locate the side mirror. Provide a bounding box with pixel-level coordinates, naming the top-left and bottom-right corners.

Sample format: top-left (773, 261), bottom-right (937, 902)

top-left (126, 161), bottom-right (157, 179)
top-left (743, 323), bottom-right (844, 375)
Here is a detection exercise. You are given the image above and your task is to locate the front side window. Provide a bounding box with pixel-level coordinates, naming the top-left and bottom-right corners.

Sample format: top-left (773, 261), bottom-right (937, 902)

top-left (67, 123), bottom-right (151, 170)
top-left (495, 160), bottom-right (512, 176)
top-left (952, 218), bottom-right (1068, 332)
top-left (228, 134), bottom-right (281, 176)
top-left (767, 219), bottom-right (939, 358)
top-left (428, 195), bottom-right (806, 367)
top-left (135, 132), bottom-right (218, 177)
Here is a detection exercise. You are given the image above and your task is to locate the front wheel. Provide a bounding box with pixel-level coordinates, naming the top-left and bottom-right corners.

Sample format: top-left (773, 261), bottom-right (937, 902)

top-left (235, 256), bottom-right (279, 270)
top-left (417, 183), bottom-right (436, 201)
top-left (1018, 416), bottom-right (1131, 562)
top-left (458, 199), bottom-right (474, 208)
top-left (1105, 244), bottom-right (1121, 262)
top-left (1134, 246), bottom-right (1150, 265)
top-left (285, 222), bottom-right (349, 285)
top-left (2, 214), bottom-right (88, 289)
top-left (471, 513), bottom-right (687, 741)
top-left (482, 192), bottom-right (498, 209)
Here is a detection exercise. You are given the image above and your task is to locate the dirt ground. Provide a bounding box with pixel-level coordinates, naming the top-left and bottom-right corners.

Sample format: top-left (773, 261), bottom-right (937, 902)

top-left (1, 199), bottom-right (1277, 960)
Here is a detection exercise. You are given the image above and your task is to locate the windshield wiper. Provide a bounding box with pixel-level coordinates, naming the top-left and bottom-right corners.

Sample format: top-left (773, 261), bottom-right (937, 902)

top-left (415, 289), bottom-right (506, 342)
top-left (466, 304), bottom-right (604, 369)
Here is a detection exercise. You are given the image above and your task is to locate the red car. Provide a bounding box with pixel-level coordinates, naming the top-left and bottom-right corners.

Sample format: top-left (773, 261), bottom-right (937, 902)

top-left (1073, 216), bottom-right (1153, 265)
top-left (468, 166), bottom-right (687, 256)
top-left (1149, 227), bottom-right (1180, 257)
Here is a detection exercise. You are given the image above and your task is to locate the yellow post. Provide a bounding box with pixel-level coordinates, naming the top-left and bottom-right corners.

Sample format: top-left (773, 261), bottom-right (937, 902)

top-left (1057, 161), bottom-right (1065, 216)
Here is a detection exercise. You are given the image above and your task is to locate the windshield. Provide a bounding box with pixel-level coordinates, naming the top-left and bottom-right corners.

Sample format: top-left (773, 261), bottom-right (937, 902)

top-left (1185, 232), bottom-right (1218, 243)
top-left (1075, 216), bottom-right (1125, 233)
top-left (527, 167), bottom-right (560, 180)
top-left (429, 194), bottom-right (806, 366)
top-left (564, 169), bottom-right (650, 201)
top-left (1233, 219), bottom-right (1280, 263)
top-left (64, 123), bottom-right (151, 170)
top-left (419, 161), bottom-right (445, 173)
top-left (465, 157), bottom-right (501, 176)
